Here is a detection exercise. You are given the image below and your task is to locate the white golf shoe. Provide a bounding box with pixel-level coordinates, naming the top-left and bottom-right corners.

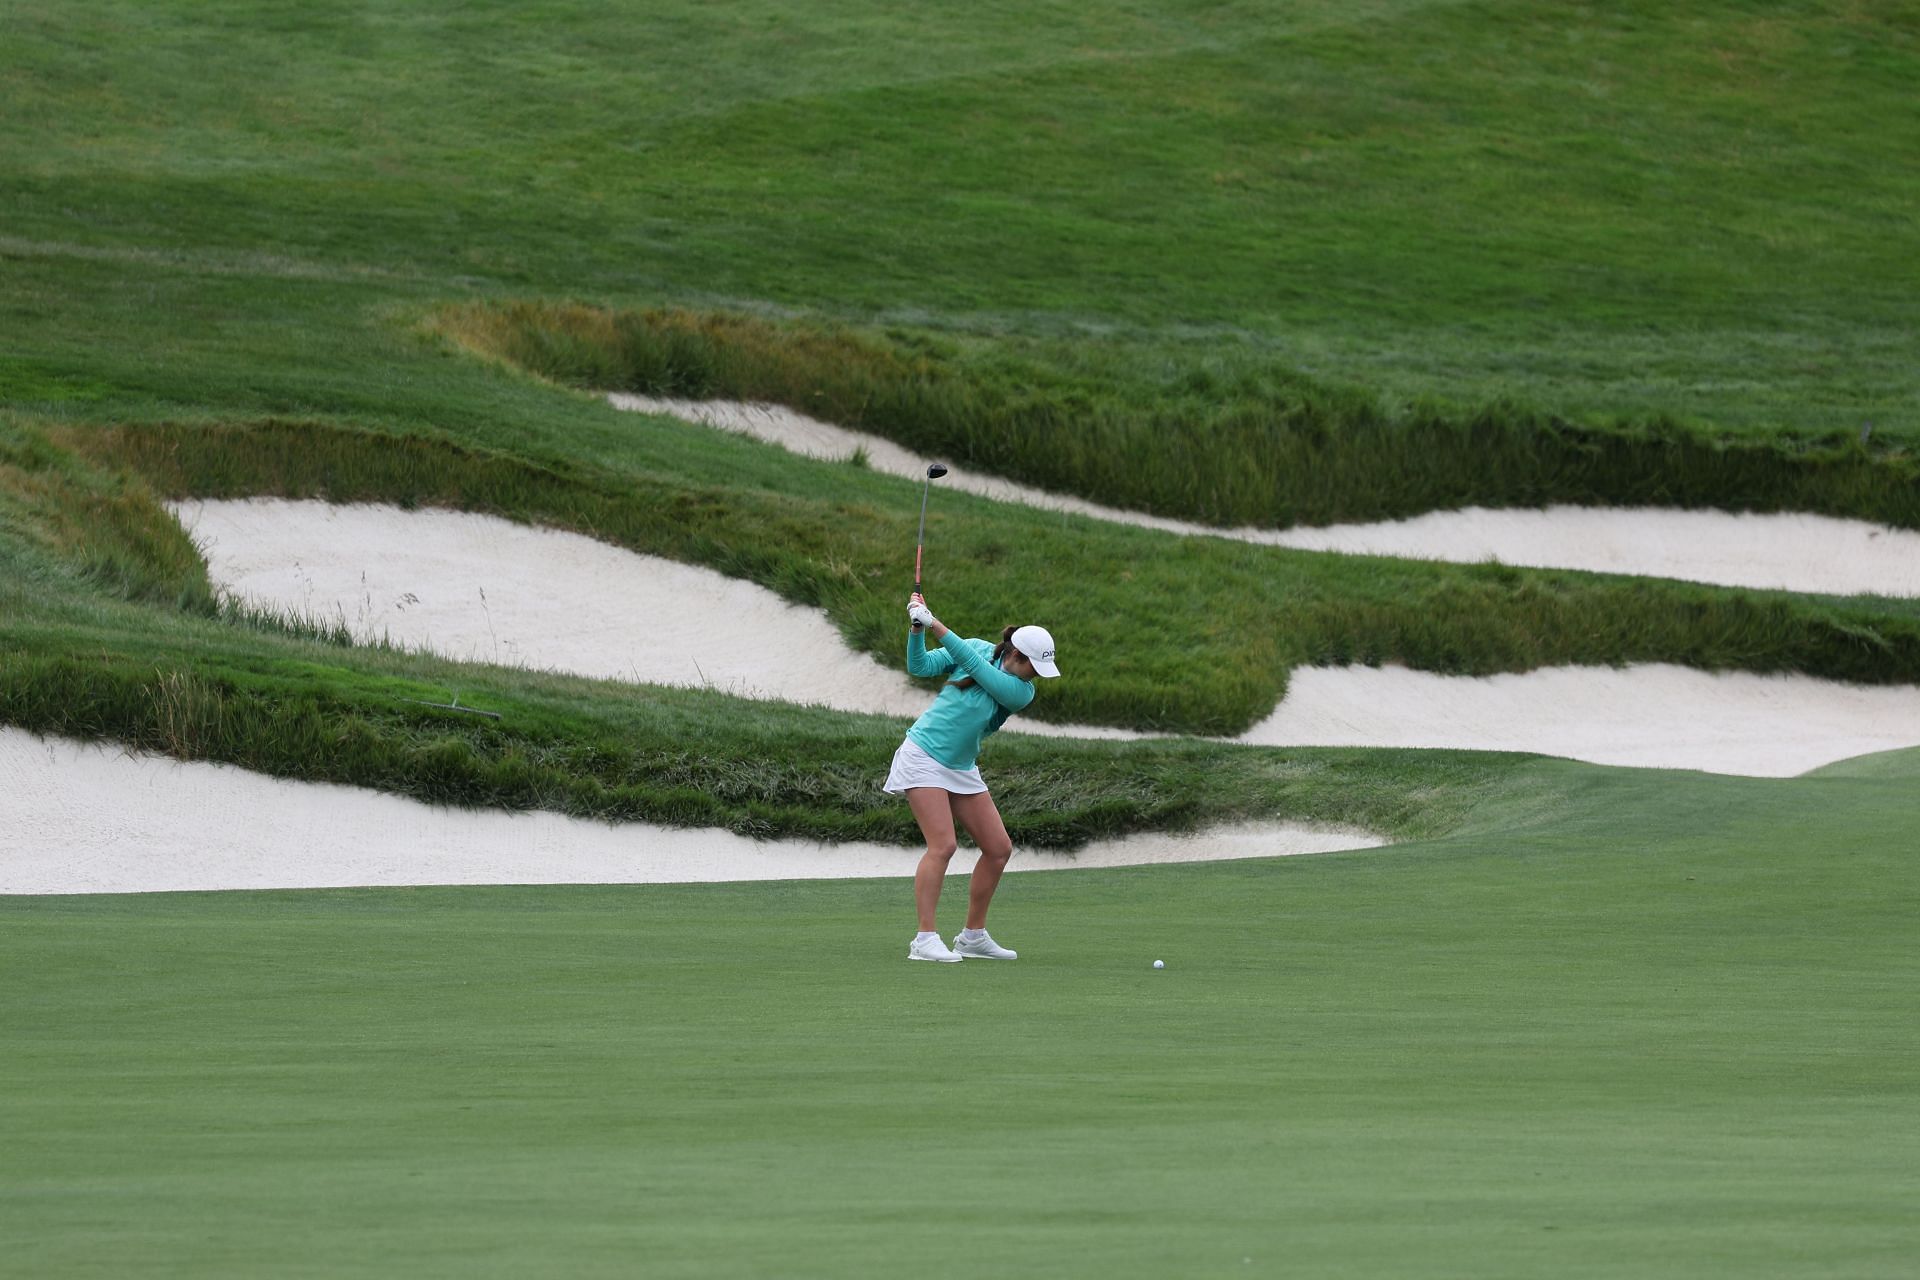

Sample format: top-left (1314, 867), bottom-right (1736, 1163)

top-left (952, 931), bottom-right (1018, 960)
top-left (909, 934), bottom-right (964, 963)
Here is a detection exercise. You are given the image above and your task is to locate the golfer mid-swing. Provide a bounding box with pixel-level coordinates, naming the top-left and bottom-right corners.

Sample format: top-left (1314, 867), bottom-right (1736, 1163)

top-left (886, 592), bottom-right (1060, 962)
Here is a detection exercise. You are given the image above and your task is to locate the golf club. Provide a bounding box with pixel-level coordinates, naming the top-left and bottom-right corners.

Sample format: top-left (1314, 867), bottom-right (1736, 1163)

top-left (914, 462), bottom-right (948, 599)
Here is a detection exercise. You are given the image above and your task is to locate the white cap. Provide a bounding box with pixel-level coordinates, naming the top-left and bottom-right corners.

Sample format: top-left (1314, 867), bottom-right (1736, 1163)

top-left (1010, 625), bottom-right (1060, 678)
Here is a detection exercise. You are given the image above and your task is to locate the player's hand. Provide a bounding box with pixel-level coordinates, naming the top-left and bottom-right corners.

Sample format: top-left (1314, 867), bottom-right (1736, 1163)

top-left (908, 601), bottom-right (935, 628)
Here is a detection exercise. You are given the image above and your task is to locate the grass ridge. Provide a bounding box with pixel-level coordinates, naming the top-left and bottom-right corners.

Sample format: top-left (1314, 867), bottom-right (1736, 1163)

top-left (435, 300), bottom-right (1920, 531)
top-left (0, 637), bottom-right (1531, 847)
top-left (15, 415), bottom-right (1918, 739)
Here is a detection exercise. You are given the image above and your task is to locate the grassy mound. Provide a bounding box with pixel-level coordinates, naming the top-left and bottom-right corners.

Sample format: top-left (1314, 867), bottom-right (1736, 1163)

top-left (438, 299), bottom-right (1920, 530)
top-left (10, 416), bottom-right (1917, 749)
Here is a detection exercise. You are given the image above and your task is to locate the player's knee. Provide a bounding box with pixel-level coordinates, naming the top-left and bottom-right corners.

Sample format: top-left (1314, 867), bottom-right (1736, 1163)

top-left (925, 841), bottom-right (958, 862)
top-left (979, 842), bottom-right (1012, 866)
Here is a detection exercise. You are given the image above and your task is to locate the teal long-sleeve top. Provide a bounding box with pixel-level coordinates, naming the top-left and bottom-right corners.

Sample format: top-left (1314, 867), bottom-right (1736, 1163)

top-left (905, 628), bottom-right (1036, 770)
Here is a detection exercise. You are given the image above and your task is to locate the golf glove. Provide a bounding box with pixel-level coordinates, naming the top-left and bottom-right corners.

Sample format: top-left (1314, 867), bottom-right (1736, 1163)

top-left (908, 602), bottom-right (935, 628)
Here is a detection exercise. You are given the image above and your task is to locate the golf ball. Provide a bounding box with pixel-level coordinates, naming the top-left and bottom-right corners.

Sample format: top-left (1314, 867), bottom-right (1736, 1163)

top-left (1153, 960), bottom-right (1165, 970)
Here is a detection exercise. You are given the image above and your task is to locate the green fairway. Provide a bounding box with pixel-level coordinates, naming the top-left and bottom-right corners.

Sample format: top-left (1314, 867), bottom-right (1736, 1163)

top-left (6, 754), bottom-right (1917, 1278)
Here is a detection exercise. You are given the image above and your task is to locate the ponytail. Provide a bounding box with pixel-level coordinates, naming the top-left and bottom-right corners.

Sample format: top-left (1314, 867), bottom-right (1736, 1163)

top-left (950, 626), bottom-right (1019, 690)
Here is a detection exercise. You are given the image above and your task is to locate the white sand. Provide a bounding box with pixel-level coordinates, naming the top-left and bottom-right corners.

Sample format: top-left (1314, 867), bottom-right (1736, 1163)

top-left (168, 497), bottom-right (1138, 741)
top-left (1252, 664), bottom-right (1920, 778)
top-left (611, 394), bottom-right (1920, 598)
top-left (173, 499), bottom-right (1920, 777)
top-left (16, 487), bottom-right (1918, 896)
top-left (173, 497), bottom-right (930, 716)
top-left (0, 729), bottom-right (1383, 895)
top-left (1269, 506), bottom-right (1920, 598)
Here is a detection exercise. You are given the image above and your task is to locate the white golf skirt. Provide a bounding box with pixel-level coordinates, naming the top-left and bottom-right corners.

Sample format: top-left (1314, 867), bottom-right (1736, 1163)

top-left (882, 737), bottom-right (987, 796)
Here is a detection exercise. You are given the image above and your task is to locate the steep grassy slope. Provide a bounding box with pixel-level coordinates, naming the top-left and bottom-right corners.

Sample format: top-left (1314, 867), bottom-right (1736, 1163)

top-left (10, 413), bottom-right (1920, 756)
top-left (439, 300), bottom-right (1919, 530)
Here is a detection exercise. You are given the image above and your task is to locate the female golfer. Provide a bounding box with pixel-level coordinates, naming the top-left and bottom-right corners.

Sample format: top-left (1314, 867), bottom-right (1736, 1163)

top-left (887, 592), bottom-right (1059, 963)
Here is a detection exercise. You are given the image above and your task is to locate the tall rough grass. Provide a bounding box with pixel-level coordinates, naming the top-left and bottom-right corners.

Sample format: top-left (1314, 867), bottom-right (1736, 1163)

top-left (0, 421), bottom-right (216, 612)
top-left (434, 301), bottom-right (1920, 530)
top-left (215, 599), bottom-right (364, 649)
top-left (50, 418), bottom-right (1920, 742)
top-left (0, 647), bottom-right (1513, 846)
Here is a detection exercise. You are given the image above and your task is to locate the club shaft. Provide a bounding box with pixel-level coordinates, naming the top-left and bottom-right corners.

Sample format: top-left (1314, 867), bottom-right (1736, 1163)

top-left (914, 476), bottom-right (931, 591)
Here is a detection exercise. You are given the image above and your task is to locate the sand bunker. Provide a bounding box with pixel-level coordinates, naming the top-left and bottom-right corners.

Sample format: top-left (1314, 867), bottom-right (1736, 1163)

top-left (169, 498), bottom-right (1134, 742)
top-left (611, 394), bottom-right (1920, 598)
top-left (173, 499), bottom-right (1920, 777)
top-left (1255, 664), bottom-right (1920, 777)
top-left (16, 491), bottom-right (1917, 894)
top-left (174, 497), bottom-right (930, 715)
top-left (0, 729), bottom-right (1384, 894)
